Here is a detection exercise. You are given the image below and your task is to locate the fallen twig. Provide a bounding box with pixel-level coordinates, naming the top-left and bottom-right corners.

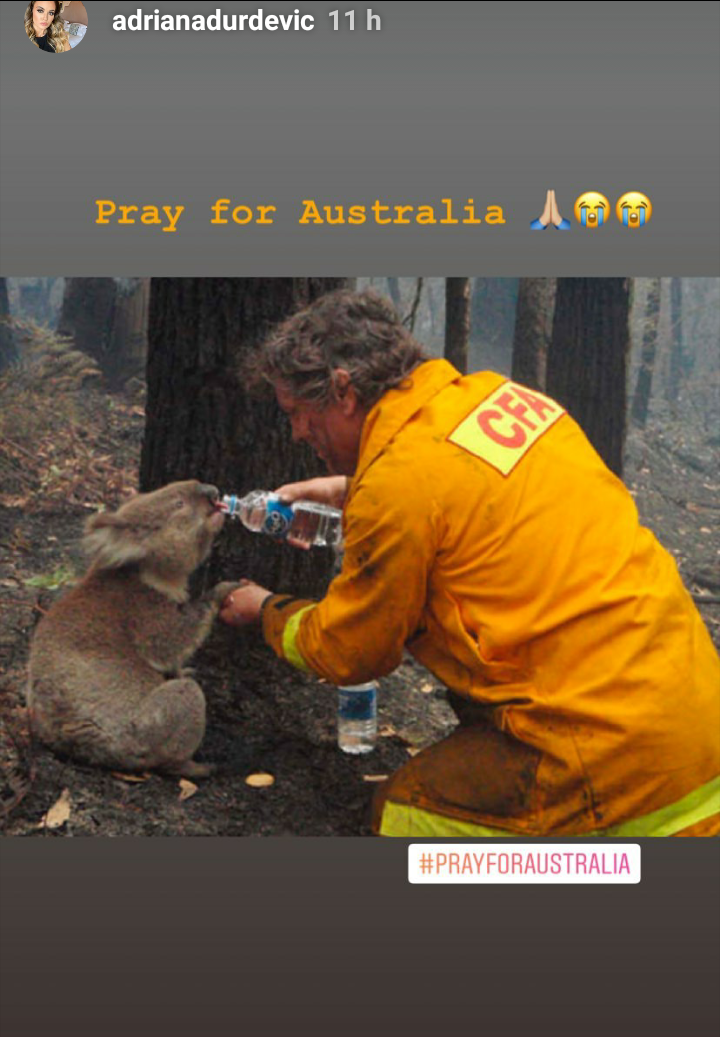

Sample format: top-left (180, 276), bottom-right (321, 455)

top-left (0, 600), bottom-right (50, 616)
top-left (0, 435), bottom-right (38, 463)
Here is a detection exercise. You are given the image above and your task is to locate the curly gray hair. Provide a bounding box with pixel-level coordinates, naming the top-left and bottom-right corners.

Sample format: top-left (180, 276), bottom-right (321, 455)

top-left (253, 289), bottom-right (427, 408)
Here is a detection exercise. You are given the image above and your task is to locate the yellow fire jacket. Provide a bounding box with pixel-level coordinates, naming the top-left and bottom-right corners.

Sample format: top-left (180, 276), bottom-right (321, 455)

top-left (262, 360), bottom-right (720, 834)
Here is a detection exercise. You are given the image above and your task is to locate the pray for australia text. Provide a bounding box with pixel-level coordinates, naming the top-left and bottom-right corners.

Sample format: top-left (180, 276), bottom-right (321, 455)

top-left (94, 199), bottom-right (507, 233)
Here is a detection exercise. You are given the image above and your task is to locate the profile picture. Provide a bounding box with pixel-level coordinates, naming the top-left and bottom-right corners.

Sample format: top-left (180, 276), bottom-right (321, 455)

top-left (25, 1), bottom-right (88, 53)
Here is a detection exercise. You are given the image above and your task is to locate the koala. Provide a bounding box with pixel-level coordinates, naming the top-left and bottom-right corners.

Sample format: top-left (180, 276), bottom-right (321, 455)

top-left (27, 480), bottom-right (241, 778)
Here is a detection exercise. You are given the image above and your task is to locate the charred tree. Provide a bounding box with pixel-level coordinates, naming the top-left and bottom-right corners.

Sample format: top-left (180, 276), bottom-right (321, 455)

top-left (58, 278), bottom-right (118, 373)
top-left (0, 278), bottom-right (16, 373)
top-left (471, 278), bottom-right (520, 347)
top-left (547, 278), bottom-right (631, 478)
top-left (666, 277), bottom-right (688, 406)
top-left (386, 278), bottom-right (402, 311)
top-left (426, 281), bottom-right (439, 338)
top-left (404, 278), bottom-right (424, 333)
top-left (17, 278), bottom-right (53, 326)
top-left (630, 278), bottom-right (661, 429)
top-left (140, 278), bottom-right (352, 598)
top-left (445, 278), bottom-right (471, 374)
top-left (106, 278), bottom-right (151, 389)
top-left (511, 278), bottom-right (556, 390)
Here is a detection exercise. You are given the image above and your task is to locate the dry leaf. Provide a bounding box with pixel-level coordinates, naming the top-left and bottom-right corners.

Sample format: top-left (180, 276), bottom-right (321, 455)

top-left (419, 681), bottom-right (435, 695)
top-left (245, 773), bottom-right (275, 789)
top-left (700, 528), bottom-right (712, 535)
top-left (178, 779), bottom-right (198, 801)
top-left (362, 774), bottom-right (388, 783)
top-left (112, 771), bottom-right (151, 784)
top-left (406, 747), bottom-right (422, 757)
top-left (39, 788), bottom-right (71, 830)
top-left (379, 724), bottom-right (397, 738)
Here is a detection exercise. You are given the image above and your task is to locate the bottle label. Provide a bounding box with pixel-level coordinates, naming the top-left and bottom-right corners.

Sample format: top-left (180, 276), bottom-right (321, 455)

top-left (263, 499), bottom-right (294, 537)
top-left (338, 685), bottom-right (377, 721)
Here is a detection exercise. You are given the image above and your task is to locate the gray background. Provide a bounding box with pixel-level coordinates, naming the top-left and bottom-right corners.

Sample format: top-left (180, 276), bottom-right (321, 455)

top-left (2, 839), bottom-right (720, 1036)
top-left (1, 1), bottom-right (719, 274)
top-left (1, 5), bottom-right (719, 1035)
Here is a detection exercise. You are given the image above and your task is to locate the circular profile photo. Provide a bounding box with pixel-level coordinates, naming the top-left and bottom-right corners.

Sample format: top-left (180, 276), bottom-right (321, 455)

top-left (25, 1), bottom-right (88, 53)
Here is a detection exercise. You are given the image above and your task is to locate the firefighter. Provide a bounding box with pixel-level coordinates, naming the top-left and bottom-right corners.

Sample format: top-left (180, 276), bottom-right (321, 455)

top-left (220, 289), bottom-right (720, 837)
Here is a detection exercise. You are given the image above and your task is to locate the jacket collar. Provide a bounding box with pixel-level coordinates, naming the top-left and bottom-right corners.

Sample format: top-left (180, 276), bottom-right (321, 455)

top-left (351, 359), bottom-right (461, 486)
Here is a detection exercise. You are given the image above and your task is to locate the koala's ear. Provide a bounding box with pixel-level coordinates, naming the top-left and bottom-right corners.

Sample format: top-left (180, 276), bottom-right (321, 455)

top-left (84, 512), bottom-right (149, 571)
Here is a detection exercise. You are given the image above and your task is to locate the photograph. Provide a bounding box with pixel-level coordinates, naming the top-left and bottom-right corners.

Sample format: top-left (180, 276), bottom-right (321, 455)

top-left (24, 1), bottom-right (87, 53)
top-left (2, 4), bottom-right (719, 1034)
top-left (1, 276), bottom-right (718, 838)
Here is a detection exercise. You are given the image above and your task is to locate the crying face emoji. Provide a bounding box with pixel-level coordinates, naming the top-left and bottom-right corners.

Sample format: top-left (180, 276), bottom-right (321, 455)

top-left (616, 191), bottom-right (652, 228)
top-left (574, 192), bottom-right (611, 228)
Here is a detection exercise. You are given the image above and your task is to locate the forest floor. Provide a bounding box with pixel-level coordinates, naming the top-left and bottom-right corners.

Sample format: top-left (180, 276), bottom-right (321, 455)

top-left (0, 358), bottom-right (718, 837)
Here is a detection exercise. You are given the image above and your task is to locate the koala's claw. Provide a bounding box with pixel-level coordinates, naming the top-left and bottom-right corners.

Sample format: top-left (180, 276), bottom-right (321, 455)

top-left (163, 759), bottom-right (216, 780)
top-left (210, 581), bottom-right (246, 605)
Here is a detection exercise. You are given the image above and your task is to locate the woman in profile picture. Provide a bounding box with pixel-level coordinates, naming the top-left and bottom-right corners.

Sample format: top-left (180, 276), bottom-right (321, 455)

top-left (24, 1), bottom-right (71, 52)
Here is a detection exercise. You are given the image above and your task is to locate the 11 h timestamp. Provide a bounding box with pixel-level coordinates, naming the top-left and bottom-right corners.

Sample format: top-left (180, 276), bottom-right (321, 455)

top-left (329, 10), bottom-right (382, 31)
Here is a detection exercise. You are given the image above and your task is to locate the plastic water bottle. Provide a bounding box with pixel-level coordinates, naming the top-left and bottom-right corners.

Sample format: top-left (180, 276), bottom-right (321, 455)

top-left (337, 682), bottom-right (378, 755)
top-left (221, 490), bottom-right (343, 548)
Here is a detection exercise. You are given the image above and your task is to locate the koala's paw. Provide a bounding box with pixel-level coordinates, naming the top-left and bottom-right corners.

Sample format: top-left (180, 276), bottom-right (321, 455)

top-left (209, 581), bottom-right (246, 606)
top-left (162, 759), bottom-right (216, 780)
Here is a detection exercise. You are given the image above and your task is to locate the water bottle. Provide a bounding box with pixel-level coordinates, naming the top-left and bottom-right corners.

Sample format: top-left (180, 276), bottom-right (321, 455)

top-left (221, 490), bottom-right (343, 548)
top-left (337, 681), bottom-right (378, 755)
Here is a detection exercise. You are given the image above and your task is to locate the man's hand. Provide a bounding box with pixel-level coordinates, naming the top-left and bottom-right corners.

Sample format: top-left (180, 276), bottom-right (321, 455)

top-left (218, 580), bottom-right (273, 627)
top-left (275, 476), bottom-right (348, 510)
top-left (274, 476), bottom-right (348, 551)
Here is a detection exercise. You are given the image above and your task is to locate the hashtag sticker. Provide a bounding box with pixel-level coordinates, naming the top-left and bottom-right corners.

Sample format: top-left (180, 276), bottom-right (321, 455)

top-left (408, 844), bottom-right (642, 884)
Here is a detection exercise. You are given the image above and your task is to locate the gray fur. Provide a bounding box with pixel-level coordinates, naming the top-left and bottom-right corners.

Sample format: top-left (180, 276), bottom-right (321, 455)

top-left (27, 481), bottom-right (241, 778)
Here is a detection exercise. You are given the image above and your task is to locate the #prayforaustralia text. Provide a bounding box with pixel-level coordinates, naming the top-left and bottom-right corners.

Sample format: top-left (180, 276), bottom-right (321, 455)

top-left (408, 845), bottom-right (642, 884)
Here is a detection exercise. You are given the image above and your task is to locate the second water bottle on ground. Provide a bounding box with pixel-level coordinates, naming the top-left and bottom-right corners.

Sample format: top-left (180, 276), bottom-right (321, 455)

top-left (337, 681), bottom-right (378, 755)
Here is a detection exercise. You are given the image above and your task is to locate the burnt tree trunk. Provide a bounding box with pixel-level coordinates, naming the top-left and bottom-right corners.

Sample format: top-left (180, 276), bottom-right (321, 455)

top-left (106, 278), bottom-right (150, 389)
top-left (511, 278), bottom-right (556, 390)
top-left (140, 278), bottom-right (352, 598)
top-left (630, 278), bottom-right (661, 429)
top-left (666, 277), bottom-right (686, 406)
top-left (405, 278), bottom-right (424, 333)
top-left (471, 278), bottom-right (520, 346)
top-left (17, 278), bottom-right (53, 326)
top-left (426, 281), bottom-right (439, 338)
top-left (58, 278), bottom-right (118, 373)
top-left (445, 278), bottom-right (471, 374)
top-left (0, 278), bottom-right (16, 373)
top-left (386, 278), bottom-right (402, 312)
top-left (547, 278), bottom-right (631, 478)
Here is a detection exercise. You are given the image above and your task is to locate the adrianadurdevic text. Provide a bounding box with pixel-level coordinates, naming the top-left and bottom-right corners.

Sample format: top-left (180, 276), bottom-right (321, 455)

top-left (112, 9), bottom-right (383, 33)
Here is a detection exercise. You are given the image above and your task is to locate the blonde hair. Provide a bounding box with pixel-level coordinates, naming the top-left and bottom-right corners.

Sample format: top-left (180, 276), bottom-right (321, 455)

top-left (25, 1), bottom-right (69, 52)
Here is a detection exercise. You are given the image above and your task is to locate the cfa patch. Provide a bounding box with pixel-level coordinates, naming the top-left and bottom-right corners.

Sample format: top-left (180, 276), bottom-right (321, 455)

top-left (448, 381), bottom-right (566, 476)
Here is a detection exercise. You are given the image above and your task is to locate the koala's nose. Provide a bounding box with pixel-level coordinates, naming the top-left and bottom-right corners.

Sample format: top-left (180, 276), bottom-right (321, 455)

top-left (198, 484), bottom-right (219, 502)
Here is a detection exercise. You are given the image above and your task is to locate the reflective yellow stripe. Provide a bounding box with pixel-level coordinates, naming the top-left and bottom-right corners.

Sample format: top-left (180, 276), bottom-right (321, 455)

top-left (379, 775), bottom-right (720, 838)
top-left (380, 802), bottom-right (522, 838)
top-left (282, 604), bottom-right (315, 672)
top-left (599, 775), bottom-right (720, 837)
